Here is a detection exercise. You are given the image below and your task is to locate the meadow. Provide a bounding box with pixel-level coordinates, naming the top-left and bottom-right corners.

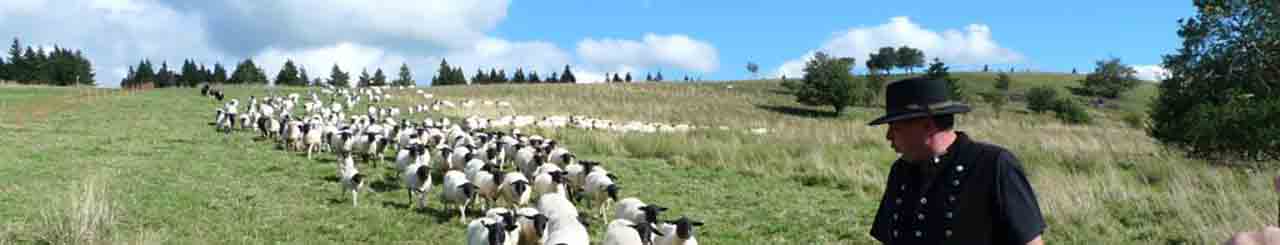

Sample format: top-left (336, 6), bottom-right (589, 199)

top-left (0, 72), bottom-right (1272, 244)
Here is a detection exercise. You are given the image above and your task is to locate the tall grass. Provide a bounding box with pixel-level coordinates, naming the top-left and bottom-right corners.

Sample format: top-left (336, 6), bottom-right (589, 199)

top-left (34, 175), bottom-right (117, 245)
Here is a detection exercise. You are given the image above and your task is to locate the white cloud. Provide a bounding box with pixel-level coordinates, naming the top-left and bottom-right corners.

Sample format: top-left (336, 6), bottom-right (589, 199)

top-left (775, 16), bottom-right (1023, 78)
top-left (577, 33), bottom-right (720, 73)
top-left (1132, 64), bottom-right (1170, 82)
top-left (0, 0), bottom-right (225, 86)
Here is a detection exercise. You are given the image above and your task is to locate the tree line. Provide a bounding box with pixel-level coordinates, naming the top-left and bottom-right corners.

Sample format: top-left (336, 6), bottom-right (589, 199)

top-left (0, 38), bottom-right (96, 86)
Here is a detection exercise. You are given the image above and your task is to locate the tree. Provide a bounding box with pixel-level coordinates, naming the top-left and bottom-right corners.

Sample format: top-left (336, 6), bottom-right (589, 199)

top-left (560, 65), bottom-right (575, 83)
top-left (746, 62), bottom-right (760, 78)
top-left (1150, 0), bottom-right (1280, 160)
top-left (212, 63), bottom-right (228, 84)
top-left (179, 60), bottom-right (197, 87)
top-left (372, 68), bottom-right (387, 87)
top-left (513, 68), bottom-right (526, 83)
top-left (865, 68), bottom-right (887, 106)
top-left (357, 68), bottom-right (371, 87)
top-left (229, 58), bottom-right (266, 84)
top-left (529, 71), bottom-right (541, 83)
top-left (895, 46), bottom-right (925, 74)
top-left (433, 59), bottom-right (457, 86)
top-left (451, 67), bottom-right (465, 85)
top-left (156, 61), bottom-right (176, 88)
top-left (548, 72), bottom-right (559, 83)
top-left (612, 73), bottom-right (622, 83)
top-left (784, 52), bottom-right (861, 114)
top-left (329, 64), bottom-right (350, 88)
top-left (654, 71), bottom-right (664, 82)
top-left (497, 69), bottom-right (508, 83)
top-left (645, 73), bottom-right (653, 82)
top-left (873, 46), bottom-right (898, 74)
top-left (1026, 86), bottom-right (1059, 113)
top-left (393, 63), bottom-right (414, 86)
top-left (983, 64), bottom-right (990, 72)
top-left (925, 58), bottom-right (966, 102)
top-left (275, 60), bottom-right (301, 86)
top-left (625, 72), bottom-right (632, 82)
top-left (5, 38), bottom-right (20, 81)
top-left (1076, 58), bottom-right (1140, 98)
top-left (135, 59), bottom-right (155, 86)
top-left (486, 68), bottom-right (499, 84)
top-left (299, 67), bottom-right (310, 86)
top-left (983, 72), bottom-right (1013, 117)
top-left (1071, 67), bottom-right (1078, 74)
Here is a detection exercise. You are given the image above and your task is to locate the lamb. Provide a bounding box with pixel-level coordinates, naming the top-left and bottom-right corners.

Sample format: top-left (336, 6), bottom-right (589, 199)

top-left (542, 214), bottom-right (590, 245)
top-left (499, 172), bottom-right (531, 207)
top-left (450, 146), bottom-right (475, 171)
top-left (655, 216), bottom-right (704, 245)
top-left (513, 144), bottom-right (539, 178)
top-left (402, 164), bottom-right (433, 210)
top-left (614, 198), bottom-right (668, 229)
top-left (466, 217), bottom-right (512, 245)
top-left (582, 170), bottom-right (621, 220)
top-left (338, 153), bottom-right (366, 207)
top-left (470, 163), bottom-right (505, 210)
top-left (443, 170), bottom-right (481, 224)
top-left (303, 121), bottom-right (326, 159)
top-left (604, 218), bottom-right (664, 245)
top-left (532, 167), bottom-right (569, 198)
top-left (395, 143), bottom-right (428, 172)
top-left (536, 193), bottom-right (579, 221)
top-left (483, 208), bottom-right (522, 245)
top-left (515, 208), bottom-right (549, 245)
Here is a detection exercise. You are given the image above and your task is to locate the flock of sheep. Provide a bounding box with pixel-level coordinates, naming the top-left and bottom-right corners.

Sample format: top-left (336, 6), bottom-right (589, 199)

top-left (205, 84), bottom-right (703, 245)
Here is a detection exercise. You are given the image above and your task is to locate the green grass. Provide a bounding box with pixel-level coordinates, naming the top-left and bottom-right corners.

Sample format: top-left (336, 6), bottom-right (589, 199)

top-left (0, 73), bottom-right (1272, 244)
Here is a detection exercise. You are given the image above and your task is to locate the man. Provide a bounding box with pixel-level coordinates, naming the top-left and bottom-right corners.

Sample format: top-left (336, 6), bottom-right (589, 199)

top-left (868, 77), bottom-right (1046, 244)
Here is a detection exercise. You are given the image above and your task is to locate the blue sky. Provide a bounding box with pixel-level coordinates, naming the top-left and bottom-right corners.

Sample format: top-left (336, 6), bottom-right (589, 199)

top-left (0, 0), bottom-right (1193, 86)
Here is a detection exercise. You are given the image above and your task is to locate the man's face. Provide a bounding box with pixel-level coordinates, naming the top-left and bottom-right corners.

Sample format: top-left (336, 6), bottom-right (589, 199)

top-left (886, 117), bottom-right (935, 161)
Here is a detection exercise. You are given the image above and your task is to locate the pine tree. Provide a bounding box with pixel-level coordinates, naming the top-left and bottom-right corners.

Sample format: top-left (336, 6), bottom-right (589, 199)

top-left (452, 67), bottom-right (465, 85)
top-left (180, 60), bottom-right (197, 87)
top-left (548, 72), bottom-right (558, 83)
top-left (625, 72), bottom-right (632, 82)
top-left (488, 68), bottom-right (499, 84)
top-left (157, 61), bottom-right (176, 88)
top-left (497, 69), bottom-right (508, 83)
top-left (612, 73), bottom-right (622, 83)
top-left (372, 68), bottom-right (387, 87)
top-left (434, 59), bottom-right (454, 86)
top-left (229, 58), bottom-right (264, 84)
top-left (299, 67), bottom-right (310, 86)
top-left (329, 64), bottom-right (350, 87)
top-left (645, 73), bottom-right (653, 82)
top-left (136, 59), bottom-right (155, 86)
top-left (560, 65), bottom-right (575, 83)
top-left (654, 71), bottom-right (664, 81)
top-left (513, 68), bottom-right (526, 83)
top-left (529, 71), bottom-right (541, 83)
top-left (473, 69), bottom-right (486, 84)
top-left (212, 63), bottom-right (228, 84)
top-left (275, 60), bottom-right (300, 86)
top-left (394, 63), bottom-right (414, 86)
top-left (357, 68), bottom-right (371, 87)
top-left (5, 38), bottom-right (20, 81)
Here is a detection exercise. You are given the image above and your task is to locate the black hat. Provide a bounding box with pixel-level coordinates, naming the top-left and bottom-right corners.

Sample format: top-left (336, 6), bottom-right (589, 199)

top-left (867, 77), bottom-right (971, 126)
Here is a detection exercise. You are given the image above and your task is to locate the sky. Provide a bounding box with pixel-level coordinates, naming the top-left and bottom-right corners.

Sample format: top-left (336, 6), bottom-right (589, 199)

top-left (0, 0), bottom-right (1192, 87)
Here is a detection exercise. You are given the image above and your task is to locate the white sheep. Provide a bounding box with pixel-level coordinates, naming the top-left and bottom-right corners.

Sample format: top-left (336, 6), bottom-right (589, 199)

top-left (604, 218), bottom-right (663, 245)
top-left (515, 208), bottom-right (549, 245)
top-left (303, 121), bottom-right (325, 159)
top-left (483, 208), bottom-right (521, 245)
top-left (466, 217), bottom-right (512, 245)
top-left (532, 167), bottom-right (568, 198)
top-left (470, 163), bottom-right (504, 210)
top-left (402, 164), bottom-right (433, 210)
top-left (443, 170), bottom-right (481, 224)
top-left (338, 153), bottom-right (366, 207)
top-left (499, 172), bottom-right (532, 207)
top-left (614, 198), bottom-right (668, 229)
top-left (655, 216), bottom-right (704, 245)
top-left (582, 170), bottom-right (621, 220)
top-left (542, 215), bottom-right (590, 245)
top-left (536, 193), bottom-right (578, 221)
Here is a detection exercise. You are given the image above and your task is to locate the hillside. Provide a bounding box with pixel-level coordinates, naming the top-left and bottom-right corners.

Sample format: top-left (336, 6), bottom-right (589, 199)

top-left (0, 73), bottom-right (1271, 244)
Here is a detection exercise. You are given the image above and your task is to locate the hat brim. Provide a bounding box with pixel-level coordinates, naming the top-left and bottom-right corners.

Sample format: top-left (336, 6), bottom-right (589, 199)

top-left (867, 104), bottom-right (971, 126)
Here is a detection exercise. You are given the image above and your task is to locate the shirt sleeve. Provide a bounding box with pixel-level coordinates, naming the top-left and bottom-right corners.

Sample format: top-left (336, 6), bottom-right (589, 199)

top-left (993, 150), bottom-right (1046, 244)
top-left (870, 163), bottom-right (899, 243)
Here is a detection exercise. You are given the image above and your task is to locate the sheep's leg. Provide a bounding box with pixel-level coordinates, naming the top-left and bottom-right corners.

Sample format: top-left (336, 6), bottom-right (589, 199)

top-left (351, 190), bottom-right (359, 207)
top-left (459, 204), bottom-right (468, 224)
top-left (307, 145), bottom-right (314, 160)
top-left (407, 189), bottom-right (414, 209)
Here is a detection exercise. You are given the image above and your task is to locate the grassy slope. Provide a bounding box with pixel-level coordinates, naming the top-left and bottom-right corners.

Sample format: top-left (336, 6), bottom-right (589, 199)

top-left (0, 72), bottom-right (1273, 244)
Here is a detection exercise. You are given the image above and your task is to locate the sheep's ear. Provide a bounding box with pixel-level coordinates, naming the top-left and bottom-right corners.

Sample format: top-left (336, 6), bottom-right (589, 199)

top-left (691, 221), bottom-right (704, 226)
top-left (606, 173), bottom-right (619, 180)
top-left (651, 224), bottom-right (666, 236)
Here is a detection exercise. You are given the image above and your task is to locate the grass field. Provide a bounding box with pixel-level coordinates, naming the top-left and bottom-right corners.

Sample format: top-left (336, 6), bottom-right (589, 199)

top-left (0, 72), bottom-right (1274, 244)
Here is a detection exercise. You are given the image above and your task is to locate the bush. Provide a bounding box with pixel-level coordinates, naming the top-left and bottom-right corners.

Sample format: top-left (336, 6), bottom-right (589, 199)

top-left (1026, 86), bottom-right (1059, 113)
top-left (787, 52), bottom-right (864, 114)
top-left (1052, 97), bottom-right (1092, 124)
top-left (1151, 0), bottom-right (1280, 160)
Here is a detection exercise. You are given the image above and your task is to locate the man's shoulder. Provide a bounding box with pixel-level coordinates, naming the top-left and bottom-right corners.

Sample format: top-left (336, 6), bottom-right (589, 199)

top-left (965, 138), bottom-right (1022, 168)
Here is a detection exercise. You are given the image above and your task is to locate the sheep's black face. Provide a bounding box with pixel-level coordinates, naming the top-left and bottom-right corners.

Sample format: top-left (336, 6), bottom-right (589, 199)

top-left (415, 166), bottom-right (430, 180)
top-left (498, 212), bottom-right (518, 232)
top-left (511, 181), bottom-right (528, 197)
top-left (460, 183), bottom-right (479, 199)
top-left (667, 216), bottom-right (704, 239)
top-left (485, 222), bottom-right (507, 244)
top-left (562, 154), bottom-right (575, 164)
top-left (606, 184), bottom-right (620, 201)
top-left (531, 214), bottom-right (549, 237)
top-left (549, 171), bottom-right (568, 184)
top-left (582, 161), bottom-right (600, 173)
top-left (631, 223), bottom-right (661, 245)
top-left (464, 152), bottom-right (476, 162)
top-left (640, 205), bottom-right (668, 224)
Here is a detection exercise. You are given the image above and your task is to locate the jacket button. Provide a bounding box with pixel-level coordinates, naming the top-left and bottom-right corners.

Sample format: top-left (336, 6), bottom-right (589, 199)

top-left (920, 197), bottom-right (927, 205)
top-left (956, 165), bottom-right (965, 172)
top-left (946, 229), bottom-right (953, 237)
top-left (896, 198), bottom-right (902, 205)
top-left (917, 213), bottom-right (925, 220)
top-left (915, 231), bottom-right (923, 237)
